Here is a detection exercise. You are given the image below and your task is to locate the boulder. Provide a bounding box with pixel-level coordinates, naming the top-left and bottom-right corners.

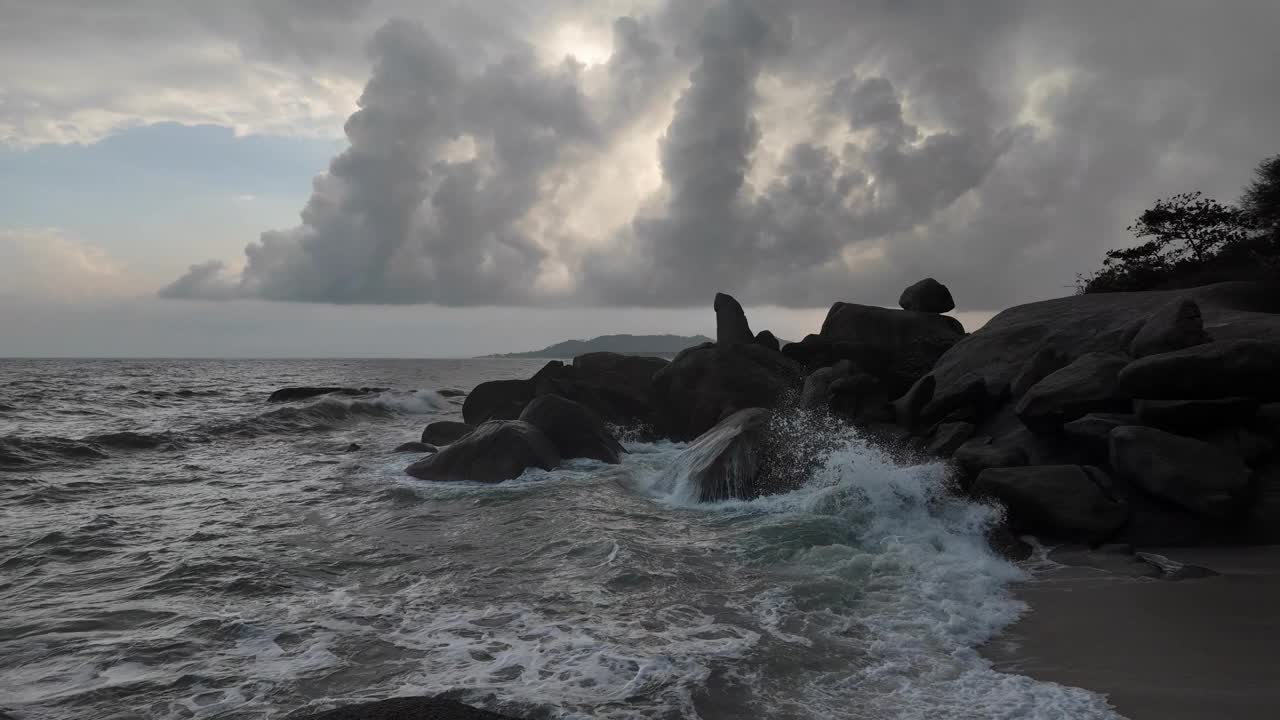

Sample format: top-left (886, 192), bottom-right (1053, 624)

top-left (292, 696), bottom-right (519, 720)
top-left (659, 408), bottom-right (785, 502)
top-left (892, 374), bottom-right (935, 431)
top-left (421, 421), bottom-right (477, 446)
top-left (953, 437), bottom-right (1027, 483)
top-left (818, 302), bottom-right (965, 393)
top-left (1134, 398), bottom-right (1260, 433)
top-left (1117, 339), bottom-right (1280, 401)
top-left (972, 465), bottom-right (1128, 544)
top-left (1015, 352), bottom-right (1130, 432)
top-left (1010, 346), bottom-right (1070, 401)
top-left (924, 422), bottom-right (976, 457)
top-left (754, 330), bottom-right (780, 352)
top-left (1129, 298), bottom-right (1210, 358)
top-left (828, 370), bottom-right (892, 423)
top-left (393, 441), bottom-right (437, 454)
top-left (714, 292), bottom-right (754, 345)
top-left (1198, 427), bottom-right (1275, 466)
top-left (1109, 425), bottom-right (1252, 520)
top-left (898, 277), bottom-right (956, 313)
top-left (651, 343), bottom-right (802, 440)
top-left (920, 373), bottom-right (987, 427)
top-left (518, 394), bottom-right (624, 464)
top-left (550, 353), bottom-right (668, 425)
top-left (800, 360), bottom-right (852, 410)
top-left (405, 420), bottom-right (559, 483)
top-left (267, 386), bottom-right (387, 402)
top-left (1062, 413), bottom-right (1138, 446)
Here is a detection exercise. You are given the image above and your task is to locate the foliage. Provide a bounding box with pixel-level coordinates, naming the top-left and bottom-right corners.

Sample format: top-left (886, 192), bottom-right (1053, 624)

top-left (1241, 154), bottom-right (1280, 233)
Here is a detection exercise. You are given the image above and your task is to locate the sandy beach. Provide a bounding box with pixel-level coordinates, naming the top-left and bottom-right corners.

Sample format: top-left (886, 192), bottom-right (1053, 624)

top-left (984, 546), bottom-right (1280, 720)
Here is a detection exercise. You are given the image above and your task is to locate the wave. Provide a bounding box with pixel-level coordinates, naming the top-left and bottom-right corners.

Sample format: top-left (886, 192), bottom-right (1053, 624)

top-left (208, 389), bottom-right (454, 438)
top-left (0, 431), bottom-right (187, 469)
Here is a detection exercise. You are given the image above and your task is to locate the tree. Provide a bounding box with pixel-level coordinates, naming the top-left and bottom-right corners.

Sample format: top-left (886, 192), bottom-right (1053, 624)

top-left (1124, 191), bottom-right (1251, 263)
top-left (1241, 154), bottom-right (1280, 234)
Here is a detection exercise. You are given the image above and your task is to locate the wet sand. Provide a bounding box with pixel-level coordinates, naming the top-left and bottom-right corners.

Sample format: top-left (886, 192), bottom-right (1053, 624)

top-left (983, 546), bottom-right (1280, 720)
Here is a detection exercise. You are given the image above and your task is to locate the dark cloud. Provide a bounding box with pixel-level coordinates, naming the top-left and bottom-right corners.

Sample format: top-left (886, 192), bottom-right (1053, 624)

top-left (150, 0), bottom-right (1280, 311)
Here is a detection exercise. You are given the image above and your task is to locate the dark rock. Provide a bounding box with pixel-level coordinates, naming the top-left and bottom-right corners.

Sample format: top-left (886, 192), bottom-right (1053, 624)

top-left (972, 465), bottom-right (1128, 544)
top-left (268, 387), bottom-right (387, 403)
top-left (518, 394), bottom-right (624, 464)
top-left (1258, 403), bottom-right (1280, 429)
top-left (551, 353), bottom-right (669, 425)
top-left (462, 372), bottom-right (544, 425)
top-left (898, 277), bottom-right (956, 313)
top-left (1109, 425), bottom-right (1252, 521)
top-left (714, 292), bottom-right (754, 345)
top-left (800, 360), bottom-right (852, 410)
top-left (1121, 499), bottom-right (1224, 547)
top-left (664, 408), bottom-right (782, 502)
top-left (651, 343), bottom-right (802, 440)
top-left (924, 422), bottom-right (976, 457)
top-left (754, 330), bottom-right (780, 352)
top-left (1245, 462), bottom-right (1280, 543)
top-left (1198, 427), bottom-right (1275, 466)
top-left (829, 370), bottom-right (892, 423)
top-left (1129, 298), bottom-right (1210, 358)
top-left (1117, 339), bottom-right (1280, 401)
top-left (892, 374), bottom-right (935, 431)
top-left (290, 695), bottom-right (519, 720)
top-left (1135, 551), bottom-right (1221, 580)
top-left (437, 389), bottom-right (467, 398)
top-left (1135, 397), bottom-right (1261, 433)
top-left (987, 524), bottom-right (1033, 561)
top-left (1015, 352), bottom-right (1129, 432)
top-left (819, 302), bottom-right (965, 393)
top-left (1010, 346), bottom-right (1070, 401)
top-left (344, 443), bottom-right (361, 453)
top-left (421, 421), bottom-right (477, 446)
top-left (393, 441), bottom-right (437, 454)
top-left (920, 373), bottom-right (986, 426)
top-left (953, 437), bottom-right (1027, 483)
top-left (1062, 413), bottom-right (1138, 452)
top-left (405, 420), bottom-right (559, 483)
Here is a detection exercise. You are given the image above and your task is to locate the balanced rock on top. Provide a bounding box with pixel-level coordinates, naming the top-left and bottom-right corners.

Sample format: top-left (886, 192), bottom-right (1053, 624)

top-left (898, 278), bottom-right (956, 314)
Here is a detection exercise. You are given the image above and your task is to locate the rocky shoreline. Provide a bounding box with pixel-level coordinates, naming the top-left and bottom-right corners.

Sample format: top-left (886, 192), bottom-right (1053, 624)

top-left (287, 278), bottom-right (1280, 718)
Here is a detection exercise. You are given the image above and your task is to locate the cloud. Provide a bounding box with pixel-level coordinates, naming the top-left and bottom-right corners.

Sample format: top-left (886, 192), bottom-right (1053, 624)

top-left (0, 227), bottom-right (139, 302)
top-left (39, 0), bottom-right (1272, 311)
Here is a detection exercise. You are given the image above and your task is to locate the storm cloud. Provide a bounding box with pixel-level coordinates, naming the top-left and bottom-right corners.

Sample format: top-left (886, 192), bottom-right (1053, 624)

top-left (145, 0), bottom-right (1280, 310)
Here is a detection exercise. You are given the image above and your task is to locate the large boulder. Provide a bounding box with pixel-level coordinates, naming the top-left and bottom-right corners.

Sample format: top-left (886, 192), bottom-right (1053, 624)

top-left (659, 408), bottom-right (786, 502)
top-left (1134, 398), bottom-right (1260, 433)
top-left (953, 437), bottom-right (1027, 485)
top-left (421, 420), bottom-right (476, 446)
top-left (754, 330), bottom-right (780, 352)
top-left (1010, 346), bottom-right (1070, 401)
top-left (800, 360), bottom-right (852, 410)
top-left (817, 302), bottom-right (965, 393)
top-left (972, 465), bottom-right (1128, 543)
top-left (405, 420), bottom-right (559, 483)
top-left (920, 373), bottom-right (987, 427)
top-left (651, 342), bottom-right (802, 440)
top-left (1129, 298), bottom-right (1210, 358)
top-left (714, 292), bottom-right (754, 345)
top-left (462, 362), bottom-right (567, 424)
top-left (542, 353), bottom-right (668, 425)
top-left (924, 422), bottom-right (975, 457)
top-left (1109, 425), bottom-right (1253, 521)
top-left (1014, 352), bottom-right (1129, 433)
top-left (518, 394), bottom-right (624, 464)
top-left (892, 374), bottom-right (935, 431)
top-left (898, 277), bottom-right (956, 313)
top-left (1117, 339), bottom-right (1280, 401)
top-left (1062, 413), bottom-right (1138, 447)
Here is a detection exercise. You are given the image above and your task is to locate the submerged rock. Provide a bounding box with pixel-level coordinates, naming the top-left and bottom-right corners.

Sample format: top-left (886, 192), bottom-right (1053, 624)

top-left (405, 420), bottom-right (559, 483)
top-left (518, 394), bottom-right (623, 464)
top-left (393, 441), bottom-right (437, 454)
top-left (421, 420), bottom-right (477, 446)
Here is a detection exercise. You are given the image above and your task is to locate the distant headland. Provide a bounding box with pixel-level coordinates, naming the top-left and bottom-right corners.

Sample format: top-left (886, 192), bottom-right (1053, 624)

top-left (488, 333), bottom-right (712, 359)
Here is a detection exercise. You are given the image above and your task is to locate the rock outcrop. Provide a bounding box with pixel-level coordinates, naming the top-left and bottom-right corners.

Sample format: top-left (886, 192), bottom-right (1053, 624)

top-left (898, 277), bottom-right (956, 313)
top-left (816, 302), bottom-right (965, 394)
top-left (1129, 298), bottom-right (1210, 358)
top-left (1109, 425), bottom-right (1252, 521)
top-left (973, 465), bottom-right (1127, 543)
top-left (714, 292), bottom-right (754, 345)
top-left (518, 394), bottom-right (624, 464)
top-left (651, 342), bottom-right (802, 440)
top-left (421, 420), bottom-right (476, 446)
top-left (1117, 339), bottom-right (1280, 401)
top-left (1014, 352), bottom-right (1130, 432)
top-left (405, 420), bottom-right (559, 483)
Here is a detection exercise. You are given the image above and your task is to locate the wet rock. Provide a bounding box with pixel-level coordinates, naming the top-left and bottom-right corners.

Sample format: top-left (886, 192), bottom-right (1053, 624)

top-left (405, 420), bottom-right (559, 483)
top-left (898, 277), bottom-right (956, 313)
top-left (1015, 352), bottom-right (1130, 432)
top-left (548, 353), bottom-right (669, 426)
top-left (1134, 397), bottom-right (1260, 433)
top-left (519, 394), bottom-right (623, 464)
top-left (662, 408), bottom-right (780, 502)
top-left (972, 465), bottom-right (1128, 544)
top-left (1117, 339), bottom-right (1280, 401)
top-left (268, 387), bottom-right (387, 403)
top-left (892, 374), bottom-right (935, 431)
top-left (920, 373), bottom-right (987, 427)
top-left (393, 441), bottom-right (437, 454)
top-left (1109, 425), bottom-right (1252, 521)
top-left (1062, 413), bottom-right (1139, 446)
top-left (1129, 298), bottom-right (1210, 358)
top-left (714, 292), bottom-right (754, 345)
top-left (800, 360), bottom-right (852, 410)
top-left (924, 422), bottom-right (976, 457)
top-left (953, 437), bottom-right (1027, 484)
top-left (421, 421), bottom-right (477, 446)
top-left (651, 343), bottom-right (801, 440)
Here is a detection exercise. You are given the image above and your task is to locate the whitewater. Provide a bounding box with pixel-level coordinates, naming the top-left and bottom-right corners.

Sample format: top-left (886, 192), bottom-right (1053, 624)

top-left (0, 359), bottom-right (1119, 719)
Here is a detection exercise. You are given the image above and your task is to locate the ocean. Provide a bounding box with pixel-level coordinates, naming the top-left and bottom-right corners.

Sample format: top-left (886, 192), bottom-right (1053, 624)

top-left (0, 359), bottom-right (1119, 720)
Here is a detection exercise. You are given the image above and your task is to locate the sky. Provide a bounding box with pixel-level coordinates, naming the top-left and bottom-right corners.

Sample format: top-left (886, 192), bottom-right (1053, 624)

top-left (2, 0), bottom-right (1278, 357)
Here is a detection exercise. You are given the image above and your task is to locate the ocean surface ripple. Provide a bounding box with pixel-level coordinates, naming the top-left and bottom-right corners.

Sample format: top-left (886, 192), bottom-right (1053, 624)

top-left (0, 359), bottom-right (1119, 720)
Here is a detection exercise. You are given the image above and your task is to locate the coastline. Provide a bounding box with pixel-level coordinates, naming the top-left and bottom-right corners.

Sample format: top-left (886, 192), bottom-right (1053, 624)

top-left (982, 545), bottom-right (1280, 720)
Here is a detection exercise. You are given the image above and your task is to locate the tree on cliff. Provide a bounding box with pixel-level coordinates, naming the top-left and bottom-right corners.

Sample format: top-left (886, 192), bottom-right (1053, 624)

top-left (1080, 155), bottom-right (1280, 294)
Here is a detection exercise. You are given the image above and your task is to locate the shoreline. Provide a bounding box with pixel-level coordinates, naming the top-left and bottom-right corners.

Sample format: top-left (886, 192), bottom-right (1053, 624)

top-left (982, 545), bottom-right (1280, 720)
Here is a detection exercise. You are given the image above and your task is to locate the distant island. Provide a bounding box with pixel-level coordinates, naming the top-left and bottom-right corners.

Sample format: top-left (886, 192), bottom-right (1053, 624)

top-left (490, 333), bottom-right (712, 359)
